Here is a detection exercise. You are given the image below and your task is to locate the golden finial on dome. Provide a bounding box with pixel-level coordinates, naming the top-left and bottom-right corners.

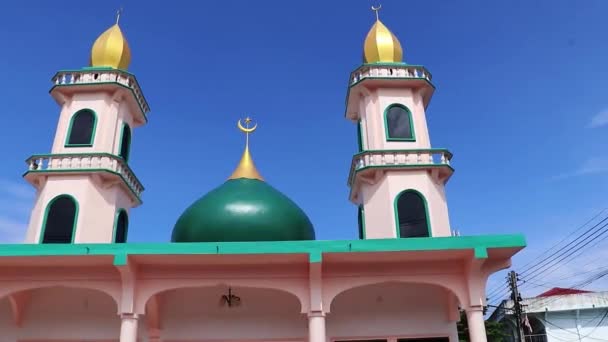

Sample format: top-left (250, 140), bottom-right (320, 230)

top-left (363, 4), bottom-right (404, 64)
top-left (228, 117), bottom-right (264, 181)
top-left (90, 8), bottom-right (131, 70)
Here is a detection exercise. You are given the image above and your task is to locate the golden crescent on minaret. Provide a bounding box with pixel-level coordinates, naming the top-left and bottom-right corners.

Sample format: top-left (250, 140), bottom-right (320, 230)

top-left (237, 118), bottom-right (258, 134)
top-left (229, 117), bottom-right (264, 181)
top-left (371, 4), bottom-right (382, 20)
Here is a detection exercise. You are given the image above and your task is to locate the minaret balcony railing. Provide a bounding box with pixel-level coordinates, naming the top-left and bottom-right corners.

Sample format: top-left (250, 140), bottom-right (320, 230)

top-left (52, 69), bottom-right (150, 115)
top-left (349, 64), bottom-right (433, 86)
top-left (24, 153), bottom-right (144, 200)
top-left (348, 148), bottom-right (453, 186)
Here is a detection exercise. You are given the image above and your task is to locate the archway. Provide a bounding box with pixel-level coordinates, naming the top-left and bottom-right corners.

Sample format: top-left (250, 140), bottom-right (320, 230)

top-left (329, 282), bottom-right (458, 341)
top-left (145, 284), bottom-right (307, 341)
top-left (525, 315), bottom-right (547, 342)
top-left (0, 286), bottom-right (119, 340)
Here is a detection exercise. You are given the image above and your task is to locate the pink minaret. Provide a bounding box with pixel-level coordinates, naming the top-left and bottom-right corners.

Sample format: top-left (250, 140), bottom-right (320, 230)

top-left (22, 19), bottom-right (150, 244)
top-left (348, 9), bottom-right (454, 239)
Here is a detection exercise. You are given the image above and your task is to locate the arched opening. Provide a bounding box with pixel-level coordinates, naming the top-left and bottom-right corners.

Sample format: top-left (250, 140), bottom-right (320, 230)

top-left (118, 124), bottom-right (131, 162)
top-left (395, 190), bottom-right (430, 238)
top-left (357, 121), bottom-right (364, 152)
top-left (65, 109), bottom-right (97, 147)
top-left (524, 315), bottom-right (547, 342)
top-left (330, 282), bottom-right (455, 340)
top-left (0, 286), bottom-right (119, 339)
top-left (114, 209), bottom-right (128, 243)
top-left (499, 318), bottom-right (518, 342)
top-left (384, 104), bottom-right (415, 141)
top-left (358, 206), bottom-right (365, 239)
top-left (40, 195), bottom-right (78, 243)
top-left (149, 285), bottom-right (305, 340)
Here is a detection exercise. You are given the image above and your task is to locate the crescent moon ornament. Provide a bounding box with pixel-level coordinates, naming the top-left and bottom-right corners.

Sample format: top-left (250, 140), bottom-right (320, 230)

top-left (371, 4), bottom-right (382, 20)
top-left (237, 119), bottom-right (257, 133)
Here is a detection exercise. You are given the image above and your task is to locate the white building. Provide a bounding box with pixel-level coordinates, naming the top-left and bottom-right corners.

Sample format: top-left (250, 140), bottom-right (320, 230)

top-left (491, 288), bottom-right (608, 342)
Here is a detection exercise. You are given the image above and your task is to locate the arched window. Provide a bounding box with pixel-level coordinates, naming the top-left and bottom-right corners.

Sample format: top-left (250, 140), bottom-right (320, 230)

top-left (41, 195), bottom-right (78, 243)
top-left (384, 104), bottom-right (415, 141)
top-left (65, 109), bottom-right (97, 146)
top-left (118, 124), bottom-right (132, 162)
top-left (357, 121), bottom-right (364, 152)
top-left (395, 190), bottom-right (430, 238)
top-left (357, 206), bottom-right (365, 239)
top-left (114, 209), bottom-right (129, 243)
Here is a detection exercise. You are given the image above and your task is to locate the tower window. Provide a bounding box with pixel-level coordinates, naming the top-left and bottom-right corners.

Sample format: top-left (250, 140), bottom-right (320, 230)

top-left (114, 209), bottom-right (129, 243)
top-left (384, 104), bottom-right (415, 141)
top-left (357, 121), bottom-right (364, 152)
top-left (357, 205), bottom-right (366, 239)
top-left (65, 109), bottom-right (97, 146)
top-left (41, 195), bottom-right (78, 243)
top-left (395, 190), bottom-right (430, 238)
top-left (118, 123), bottom-right (132, 162)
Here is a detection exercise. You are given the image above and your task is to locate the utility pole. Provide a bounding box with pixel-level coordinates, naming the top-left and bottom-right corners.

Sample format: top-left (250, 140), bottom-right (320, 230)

top-left (508, 270), bottom-right (526, 342)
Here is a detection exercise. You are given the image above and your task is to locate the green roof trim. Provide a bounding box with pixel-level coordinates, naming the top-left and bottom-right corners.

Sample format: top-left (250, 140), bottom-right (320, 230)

top-left (0, 234), bottom-right (525, 265)
top-left (353, 148), bottom-right (453, 160)
top-left (50, 67), bottom-right (150, 122)
top-left (60, 66), bottom-right (136, 77)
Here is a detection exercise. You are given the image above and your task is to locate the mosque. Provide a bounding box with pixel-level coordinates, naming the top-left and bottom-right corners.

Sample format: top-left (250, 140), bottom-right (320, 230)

top-left (0, 7), bottom-right (525, 342)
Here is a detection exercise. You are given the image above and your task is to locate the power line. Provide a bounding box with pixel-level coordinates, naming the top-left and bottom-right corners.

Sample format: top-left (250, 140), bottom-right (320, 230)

top-left (486, 208), bottom-right (607, 298)
top-left (520, 214), bottom-right (608, 279)
top-left (518, 208), bottom-right (607, 273)
top-left (519, 219), bottom-right (608, 286)
top-left (524, 268), bottom-right (608, 309)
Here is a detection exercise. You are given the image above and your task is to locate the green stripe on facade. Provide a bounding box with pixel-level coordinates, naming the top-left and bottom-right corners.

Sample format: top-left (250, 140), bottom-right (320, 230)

top-left (0, 234), bottom-right (525, 265)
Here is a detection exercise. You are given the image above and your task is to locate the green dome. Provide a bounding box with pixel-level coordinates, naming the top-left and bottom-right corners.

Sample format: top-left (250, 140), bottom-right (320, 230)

top-left (172, 178), bottom-right (316, 242)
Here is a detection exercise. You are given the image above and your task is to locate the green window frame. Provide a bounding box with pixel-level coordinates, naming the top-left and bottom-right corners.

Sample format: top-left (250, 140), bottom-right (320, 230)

top-left (357, 205), bottom-right (366, 239)
top-left (39, 194), bottom-right (79, 244)
top-left (118, 123), bottom-right (132, 162)
top-left (113, 209), bottom-right (129, 243)
top-left (357, 121), bottom-right (364, 152)
top-left (394, 189), bottom-right (431, 238)
top-left (384, 103), bottom-right (415, 141)
top-left (65, 109), bottom-right (98, 147)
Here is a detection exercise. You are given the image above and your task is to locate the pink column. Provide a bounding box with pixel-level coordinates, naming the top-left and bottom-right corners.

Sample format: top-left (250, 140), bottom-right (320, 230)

top-left (308, 311), bottom-right (326, 342)
top-left (466, 306), bottom-right (487, 342)
top-left (148, 327), bottom-right (162, 342)
top-left (119, 313), bottom-right (139, 342)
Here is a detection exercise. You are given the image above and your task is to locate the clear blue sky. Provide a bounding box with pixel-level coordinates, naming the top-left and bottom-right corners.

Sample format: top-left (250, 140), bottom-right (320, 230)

top-left (1, 1), bottom-right (608, 296)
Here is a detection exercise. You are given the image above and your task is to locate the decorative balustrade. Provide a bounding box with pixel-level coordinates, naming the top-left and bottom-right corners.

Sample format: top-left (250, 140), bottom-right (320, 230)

top-left (348, 149), bottom-right (452, 185)
top-left (349, 64), bottom-right (433, 85)
top-left (52, 69), bottom-right (150, 115)
top-left (25, 153), bottom-right (144, 199)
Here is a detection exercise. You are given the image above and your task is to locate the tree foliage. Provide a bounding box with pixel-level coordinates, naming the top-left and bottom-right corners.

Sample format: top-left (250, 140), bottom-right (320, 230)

top-left (457, 310), bottom-right (508, 342)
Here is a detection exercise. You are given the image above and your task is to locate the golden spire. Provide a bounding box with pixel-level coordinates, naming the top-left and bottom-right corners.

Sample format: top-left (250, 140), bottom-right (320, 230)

top-left (363, 5), bottom-right (404, 64)
top-left (228, 117), bottom-right (264, 181)
top-left (90, 8), bottom-right (132, 70)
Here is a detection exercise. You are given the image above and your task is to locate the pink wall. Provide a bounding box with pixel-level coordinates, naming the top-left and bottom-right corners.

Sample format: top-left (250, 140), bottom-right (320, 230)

top-left (24, 175), bottom-right (133, 243)
top-left (51, 92), bottom-right (137, 155)
top-left (0, 250), bottom-right (516, 342)
top-left (353, 84), bottom-right (452, 239)
top-left (160, 286), bottom-right (307, 341)
top-left (24, 87), bottom-right (140, 244)
top-left (328, 282), bottom-right (458, 341)
top-left (0, 284), bottom-right (458, 342)
top-left (358, 88), bottom-right (431, 151)
top-left (0, 287), bottom-right (127, 341)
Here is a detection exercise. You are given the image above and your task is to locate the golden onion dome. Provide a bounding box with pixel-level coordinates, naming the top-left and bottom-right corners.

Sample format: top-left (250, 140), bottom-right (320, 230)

top-left (363, 7), bottom-right (403, 64)
top-left (90, 24), bottom-right (131, 70)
